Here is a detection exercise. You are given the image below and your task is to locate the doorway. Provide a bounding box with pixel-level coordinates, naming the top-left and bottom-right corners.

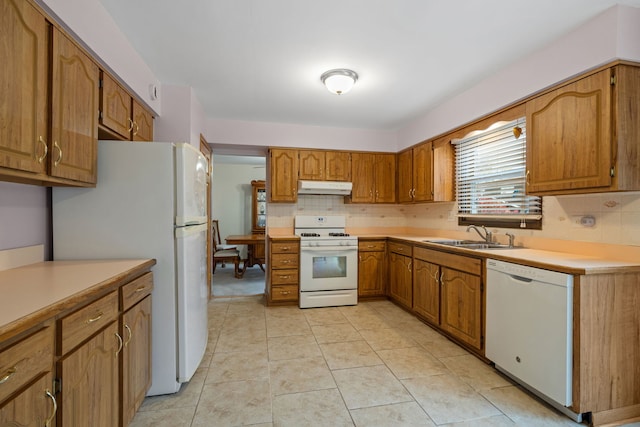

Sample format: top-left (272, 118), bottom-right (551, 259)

top-left (211, 154), bottom-right (267, 297)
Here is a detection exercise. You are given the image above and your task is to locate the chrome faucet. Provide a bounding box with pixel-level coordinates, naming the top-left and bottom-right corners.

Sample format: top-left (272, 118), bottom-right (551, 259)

top-left (466, 225), bottom-right (492, 243)
top-left (505, 232), bottom-right (515, 248)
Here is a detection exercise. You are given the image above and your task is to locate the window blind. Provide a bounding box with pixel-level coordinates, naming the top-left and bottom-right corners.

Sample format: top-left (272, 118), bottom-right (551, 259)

top-left (453, 118), bottom-right (541, 219)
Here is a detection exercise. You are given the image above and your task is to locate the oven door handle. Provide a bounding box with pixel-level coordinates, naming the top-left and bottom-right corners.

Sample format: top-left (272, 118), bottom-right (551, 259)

top-left (300, 246), bottom-right (358, 252)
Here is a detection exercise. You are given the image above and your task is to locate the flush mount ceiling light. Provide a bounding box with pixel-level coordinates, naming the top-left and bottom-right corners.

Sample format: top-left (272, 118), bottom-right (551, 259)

top-left (320, 69), bottom-right (358, 95)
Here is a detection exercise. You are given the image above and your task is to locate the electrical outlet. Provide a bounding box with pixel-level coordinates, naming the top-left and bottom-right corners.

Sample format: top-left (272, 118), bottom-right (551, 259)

top-left (570, 215), bottom-right (596, 228)
top-left (447, 211), bottom-right (456, 222)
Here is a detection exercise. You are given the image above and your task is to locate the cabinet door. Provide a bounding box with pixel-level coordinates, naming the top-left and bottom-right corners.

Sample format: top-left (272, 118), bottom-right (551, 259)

top-left (440, 267), bottom-right (482, 350)
top-left (100, 72), bottom-right (131, 140)
top-left (59, 322), bottom-right (119, 427)
top-left (122, 296), bottom-right (152, 427)
top-left (375, 154), bottom-right (396, 203)
top-left (51, 30), bottom-right (99, 184)
top-left (389, 253), bottom-right (412, 309)
top-left (397, 150), bottom-right (413, 203)
top-left (132, 100), bottom-right (154, 142)
top-left (326, 151), bottom-right (351, 181)
top-left (350, 153), bottom-right (375, 203)
top-left (413, 259), bottom-right (439, 325)
top-left (0, 0), bottom-right (48, 175)
top-left (526, 69), bottom-right (612, 194)
top-left (358, 250), bottom-right (386, 297)
top-left (251, 180), bottom-right (267, 233)
top-left (268, 148), bottom-right (298, 202)
top-left (0, 373), bottom-right (56, 427)
top-left (412, 142), bottom-right (433, 202)
top-left (298, 150), bottom-right (324, 180)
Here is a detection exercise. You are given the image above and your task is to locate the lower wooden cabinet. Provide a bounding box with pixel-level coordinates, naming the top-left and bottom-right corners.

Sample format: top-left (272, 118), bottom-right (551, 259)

top-left (358, 240), bottom-right (387, 298)
top-left (413, 246), bottom-right (484, 352)
top-left (0, 372), bottom-right (56, 426)
top-left (267, 238), bottom-right (300, 305)
top-left (388, 242), bottom-right (413, 309)
top-left (58, 321), bottom-right (120, 427)
top-left (121, 295), bottom-right (152, 426)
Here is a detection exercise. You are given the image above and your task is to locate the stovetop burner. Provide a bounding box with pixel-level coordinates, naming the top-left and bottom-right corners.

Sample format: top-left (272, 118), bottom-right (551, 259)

top-left (300, 233), bottom-right (321, 237)
top-left (329, 232), bottom-right (350, 237)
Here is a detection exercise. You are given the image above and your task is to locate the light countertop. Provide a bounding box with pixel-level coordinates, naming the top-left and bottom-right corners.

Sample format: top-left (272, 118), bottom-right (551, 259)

top-left (0, 259), bottom-right (155, 341)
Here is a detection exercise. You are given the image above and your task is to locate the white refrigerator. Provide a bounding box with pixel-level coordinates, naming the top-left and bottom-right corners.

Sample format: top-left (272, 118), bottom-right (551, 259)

top-left (52, 140), bottom-right (209, 396)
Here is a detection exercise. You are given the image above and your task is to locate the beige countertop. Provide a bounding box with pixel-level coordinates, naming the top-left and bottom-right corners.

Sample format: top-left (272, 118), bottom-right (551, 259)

top-left (370, 234), bottom-right (640, 275)
top-left (0, 259), bottom-right (155, 341)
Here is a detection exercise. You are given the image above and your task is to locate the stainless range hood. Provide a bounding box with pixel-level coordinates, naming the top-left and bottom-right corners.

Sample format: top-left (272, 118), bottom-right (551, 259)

top-left (297, 180), bottom-right (352, 195)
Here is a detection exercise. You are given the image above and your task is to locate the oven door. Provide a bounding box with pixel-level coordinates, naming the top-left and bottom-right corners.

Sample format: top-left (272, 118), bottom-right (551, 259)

top-left (299, 246), bottom-right (358, 291)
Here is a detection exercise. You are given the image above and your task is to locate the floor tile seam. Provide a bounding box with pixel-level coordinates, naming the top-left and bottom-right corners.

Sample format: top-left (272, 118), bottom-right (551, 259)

top-left (326, 365), bottom-right (366, 425)
top-left (269, 384), bottom-right (338, 398)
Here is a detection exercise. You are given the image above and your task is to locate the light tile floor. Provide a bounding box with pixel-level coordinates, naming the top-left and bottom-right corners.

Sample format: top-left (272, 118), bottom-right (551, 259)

top-left (130, 297), bottom-right (638, 427)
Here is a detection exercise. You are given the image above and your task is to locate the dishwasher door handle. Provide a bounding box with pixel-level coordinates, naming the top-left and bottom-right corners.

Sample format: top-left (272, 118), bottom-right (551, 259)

top-left (508, 274), bottom-right (533, 283)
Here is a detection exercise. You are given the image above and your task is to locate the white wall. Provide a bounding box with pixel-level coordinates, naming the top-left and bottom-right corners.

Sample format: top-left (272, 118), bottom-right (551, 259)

top-left (155, 85), bottom-right (207, 148)
top-left (207, 118), bottom-right (397, 153)
top-left (211, 160), bottom-right (266, 258)
top-left (0, 183), bottom-right (49, 256)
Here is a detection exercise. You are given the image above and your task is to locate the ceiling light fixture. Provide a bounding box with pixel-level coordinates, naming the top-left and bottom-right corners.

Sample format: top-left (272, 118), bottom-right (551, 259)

top-left (320, 69), bottom-right (358, 95)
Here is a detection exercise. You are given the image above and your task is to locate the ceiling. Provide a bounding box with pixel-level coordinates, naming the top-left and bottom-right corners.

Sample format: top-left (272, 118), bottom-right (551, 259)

top-left (98, 0), bottom-right (640, 131)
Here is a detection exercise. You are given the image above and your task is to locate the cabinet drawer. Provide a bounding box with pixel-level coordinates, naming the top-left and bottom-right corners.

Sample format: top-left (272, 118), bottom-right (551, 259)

top-left (271, 269), bottom-right (298, 285)
top-left (0, 326), bottom-right (54, 403)
top-left (271, 241), bottom-right (299, 254)
top-left (121, 272), bottom-right (154, 311)
top-left (271, 285), bottom-right (298, 302)
top-left (414, 246), bottom-right (481, 275)
top-left (59, 290), bottom-right (119, 355)
top-left (271, 253), bottom-right (299, 269)
top-left (359, 241), bottom-right (386, 252)
top-left (388, 242), bottom-right (412, 256)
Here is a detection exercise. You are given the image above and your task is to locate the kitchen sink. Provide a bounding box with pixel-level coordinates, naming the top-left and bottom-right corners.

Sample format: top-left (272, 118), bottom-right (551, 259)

top-left (423, 239), bottom-right (521, 250)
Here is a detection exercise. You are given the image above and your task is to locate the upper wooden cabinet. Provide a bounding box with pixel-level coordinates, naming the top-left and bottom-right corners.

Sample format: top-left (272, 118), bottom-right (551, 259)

top-left (132, 100), bottom-right (154, 141)
top-left (398, 140), bottom-right (454, 203)
top-left (100, 72), bottom-right (132, 140)
top-left (526, 64), bottom-right (640, 195)
top-left (398, 142), bottom-right (433, 203)
top-left (350, 152), bottom-right (396, 203)
top-left (299, 150), bottom-right (351, 181)
top-left (50, 29), bottom-right (99, 185)
top-left (268, 148), bottom-right (299, 202)
top-left (100, 73), bottom-right (154, 142)
top-left (0, 0), bottom-right (48, 176)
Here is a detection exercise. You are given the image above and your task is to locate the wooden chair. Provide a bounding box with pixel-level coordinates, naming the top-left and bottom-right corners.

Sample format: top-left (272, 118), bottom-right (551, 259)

top-left (212, 221), bottom-right (241, 278)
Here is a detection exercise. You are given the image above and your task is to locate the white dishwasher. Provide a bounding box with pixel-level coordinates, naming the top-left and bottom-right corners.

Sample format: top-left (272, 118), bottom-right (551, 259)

top-left (486, 259), bottom-right (577, 419)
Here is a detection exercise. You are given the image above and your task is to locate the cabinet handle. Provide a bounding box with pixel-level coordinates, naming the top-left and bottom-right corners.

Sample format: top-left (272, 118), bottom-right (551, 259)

top-left (133, 121), bottom-right (139, 136)
top-left (526, 170), bottom-right (530, 186)
top-left (124, 324), bottom-right (133, 346)
top-left (430, 269), bottom-right (439, 282)
top-left (37, 136), bottom-right (48, 163)
top-left (45, 389), bottom-right (58, 427)
top-left (281, 260), bottom-right (290, 264)
top-left (369, 190), bottom-right (373, 198)
top-left (53, 141), bottom-right (62, 167)
top-left (375, 190), bottom-right (379, 200)
top-left (0, 367), bottom-right (16, 384)
top-left (280, 290), bottom-right (290, 295)
top-left (115, 333), bottom-right (123, 356)
top-left (407, 260), bottom-right (412, 272)
top-left (440, 271), bottom-right (445, 286)
top-left (367, 245), bottom-right (374, 248)
top-left (86, 311), bottom-right (103, 324)
top-left (134, 286), bottom-right (147, 293)
top-left (279, 275), bottom-right (290, 279)
top-left (127, 118), bottom-right (134, 132)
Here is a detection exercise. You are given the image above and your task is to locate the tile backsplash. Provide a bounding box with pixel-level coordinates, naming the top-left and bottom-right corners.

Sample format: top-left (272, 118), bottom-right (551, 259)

top-left (267, 191), bottom-right (640, 247)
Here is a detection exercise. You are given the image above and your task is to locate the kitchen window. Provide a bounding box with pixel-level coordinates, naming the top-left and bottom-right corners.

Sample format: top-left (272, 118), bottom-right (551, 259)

top-left (453, 118), bottom-right (542, 229)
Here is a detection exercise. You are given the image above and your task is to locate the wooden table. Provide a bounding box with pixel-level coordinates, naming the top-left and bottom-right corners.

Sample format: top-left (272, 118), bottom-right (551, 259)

top-left (225, 234), bottom-right (266, 277)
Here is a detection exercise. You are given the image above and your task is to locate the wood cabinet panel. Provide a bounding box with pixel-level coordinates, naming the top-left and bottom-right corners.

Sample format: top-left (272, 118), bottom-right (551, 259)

top-left (350, 153), bottom-right (396, 203)
top-left (414, 246), bottom-right (481, 275)
top-left (325, 151), bottom-right (351, 181)
top-left (271, 269), bottom-right (298, 285)
top-left (388, 252), bottom-right (412, 309)
top-left (100, 72), bottom-right (131, 140)
top-left (412, 142), bottom-right (433, 202)
top-left (526, 69), bottom-right (612, 194)
top-left (358, 250), bottom-right (386, 298)
top-left (51, 29), bottom-right (99, 184)
top-left (298, 150), bottom-right (324, 180)
top-left (0, 0), bottom-right (48, 175)
top-left (121, 272), bottom-right (154, 311)
top-left (270, 285), bottom-right (298, 302)
top-left (58, 321), bottom-right (119, 427)
top-left (439, 267), bottom-right (482, 350)
top-left (271, 241), bottom-right (299, 254)
top-left (413, 259), bottom-right (440, 324)
top-left (271, 253), bottom-right (299, 269)
top-left (132, 100), bottom-right (153, 142)
top-left (374, 153), bottom-right (396, 203)
top-left (59, 290), bottom-right (118, 355)
top-left (397, 150), bottom-right (413, 203)
top-left (0, 326), bottom-right (53, 403)
top-left (268, 148), bottom-right (298, 202)
top-left (121, 296), bottom-right (152, 427)
top-left (267, 238), bottom-right (300, 305)
top-left (0, 372), bottom-right (55, 427)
